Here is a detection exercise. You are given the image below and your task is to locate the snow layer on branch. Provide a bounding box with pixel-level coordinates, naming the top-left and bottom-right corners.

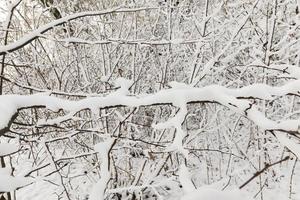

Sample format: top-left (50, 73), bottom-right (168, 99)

top-left (0, 7), bottom-right (156, 55)
top-left (178, 165), bottom-right (254, 200)
top-left (114, 77), bottom-right (133, 95)
top-left (276, 134), bottom-right (300, 158)
top-left (178, 165), bottom-right (195, 193)
top-left (0, 99), bottom-right (18, 130)
top-left (89, 138), bottom-right (115, 200)
top-left (1, 79), bottom-right (300, 136)
top-left (0, 143), bottom-right (18, 156)
top-left (0, 168), bottom-right (33, 192)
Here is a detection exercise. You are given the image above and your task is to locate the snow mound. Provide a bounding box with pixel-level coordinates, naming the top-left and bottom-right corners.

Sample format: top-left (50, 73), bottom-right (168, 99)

top-left (181, 188), bottom-right (254, 200)
top-left (0, 143), bottom-right (18, 156)
top-left (0, 168), bottom-right (33, 192)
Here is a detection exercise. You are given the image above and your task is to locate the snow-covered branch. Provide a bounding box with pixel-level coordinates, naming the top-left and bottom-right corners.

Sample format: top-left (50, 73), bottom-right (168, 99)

top-left (1, 79), bottom-right (300, 134)
top-left (0, 7), bottom-right (157, 55)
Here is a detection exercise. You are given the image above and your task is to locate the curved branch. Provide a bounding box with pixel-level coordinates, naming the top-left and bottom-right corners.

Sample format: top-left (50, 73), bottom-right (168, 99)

top-left (0, 7), bottom-right (157, 55)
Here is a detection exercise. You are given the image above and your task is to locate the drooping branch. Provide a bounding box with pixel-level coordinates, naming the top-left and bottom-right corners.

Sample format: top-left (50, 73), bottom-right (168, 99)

top-left (0, 105), bottom-right (45, 136)
top-left (0, 7), bottom-right (158, 55)
top-left (0, 111), bottom-right (18, 136)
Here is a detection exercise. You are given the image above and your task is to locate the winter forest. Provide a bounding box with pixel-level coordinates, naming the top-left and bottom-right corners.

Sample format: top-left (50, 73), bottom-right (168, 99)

top-left (0, 0), bottom-right (300, 199)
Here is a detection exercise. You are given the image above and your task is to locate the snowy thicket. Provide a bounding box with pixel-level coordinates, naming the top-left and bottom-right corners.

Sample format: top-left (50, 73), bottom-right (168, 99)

top-left (0, 0), bottom-right (300, 200)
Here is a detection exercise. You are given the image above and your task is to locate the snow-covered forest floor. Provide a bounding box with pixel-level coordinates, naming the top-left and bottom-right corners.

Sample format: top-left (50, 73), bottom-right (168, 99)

top-left (0, 0), bottom-right (300, 199)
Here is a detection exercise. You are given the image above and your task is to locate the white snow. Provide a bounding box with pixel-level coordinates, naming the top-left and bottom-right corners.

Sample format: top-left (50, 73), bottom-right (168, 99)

top-left (0, 143), bottom-right (18, 156)
top-left (181, 187), bottom-right (254, 200)
top-left (1, 79), bottom-right (300, 157)
top-left (89, 138), bottom-right (115, 200)
top-left (276, 133), bottom-right (300, 158)
top-left (0, 168), bottom-right (33, 192)
top-left (114, 77), bottom-right (133, 95)
top-left (0, 98), bottom-right (18, 130)
top-left (178, 164), bottom-right (196, 194)
top-left (0, 7), bottom-right (157, 55)
top-left (178, 166), bottom-right (254, 200)
top-left (1, 0), bottom-right (300, 199)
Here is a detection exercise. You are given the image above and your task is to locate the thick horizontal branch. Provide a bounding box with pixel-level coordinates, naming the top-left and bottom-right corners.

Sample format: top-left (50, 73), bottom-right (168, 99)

top-left (0, 80), bottom-right (300, 137)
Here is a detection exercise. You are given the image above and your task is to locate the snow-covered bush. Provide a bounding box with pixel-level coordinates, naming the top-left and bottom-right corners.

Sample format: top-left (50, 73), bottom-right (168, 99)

top-left (0, 0), bottom-right (300, 199)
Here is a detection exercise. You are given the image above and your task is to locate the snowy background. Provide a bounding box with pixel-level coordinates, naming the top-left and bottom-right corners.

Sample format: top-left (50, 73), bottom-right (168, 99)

top-left (0, 0), bottom-right (300, 200)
